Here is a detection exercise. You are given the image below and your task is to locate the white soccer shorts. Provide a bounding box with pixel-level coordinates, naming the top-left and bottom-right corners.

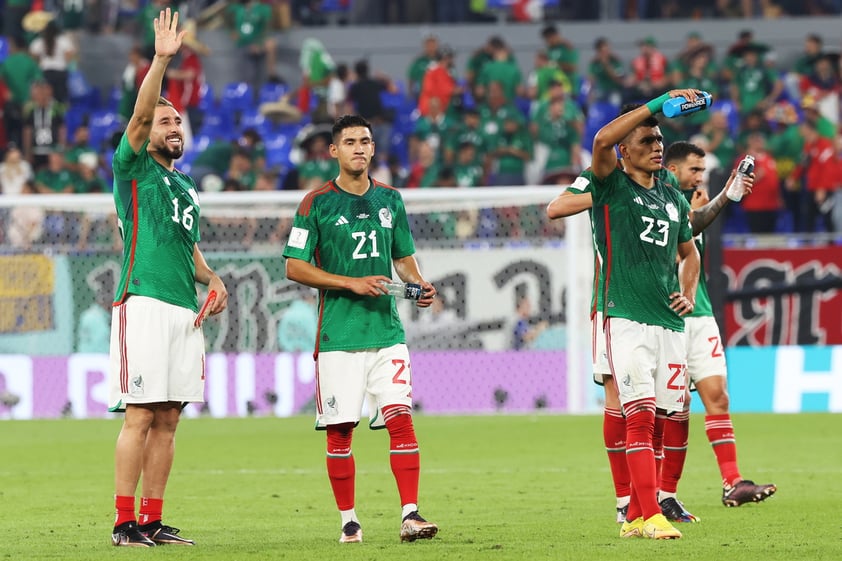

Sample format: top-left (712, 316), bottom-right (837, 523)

top-left (605, 317), bottom-right (687, 413)
top-left (685, 315), bottom-right (728, 385)
top-left (109, 296), bottom-right (206, 411)
top-left (315, 343), bottom-right (413, 429)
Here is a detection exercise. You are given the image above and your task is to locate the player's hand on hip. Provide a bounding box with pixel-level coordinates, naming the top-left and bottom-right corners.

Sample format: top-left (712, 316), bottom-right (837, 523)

top-left (154, 7), bottom-right (185, 59)
top-left (669, 292), bottom-right (694, 317)
top-left (207, 275), bottom-right (228, 315)
top-left (416, 281), bottom-right (437, 308)
top-left (349, 275), bottom-right (393, 297)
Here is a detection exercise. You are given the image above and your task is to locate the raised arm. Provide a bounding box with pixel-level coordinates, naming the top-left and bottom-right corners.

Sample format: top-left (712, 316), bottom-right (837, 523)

top-left (591, 89), bottom-right (701, 180)
top-left (126, 8), bottom-right (185, 152)
top-left (546, 190), bottom-right (593, 219)
top-left (689, 169), bottom-right (754, 235)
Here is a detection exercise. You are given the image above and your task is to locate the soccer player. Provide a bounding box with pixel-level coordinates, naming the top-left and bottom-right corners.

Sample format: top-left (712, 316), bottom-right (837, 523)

top-left (283, 114), bottom-right (439, 544)
top-left (659, 142), bottom-right (777, 512)
top-left (108, 8), bottom-right (228, 548)
top-left (589, 90), bottom-right (702, 539)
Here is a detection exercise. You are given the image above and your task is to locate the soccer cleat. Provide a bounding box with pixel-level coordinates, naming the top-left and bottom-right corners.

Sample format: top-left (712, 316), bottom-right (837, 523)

top-left (616, 504), bottom-right (629, 524)
top-left (339, 521), bottom-right (363, 543)
top-left (659, 497), bottom-right (700, 523)
top-left (138, 521), bottom-right (195, 545)
top-left (111, 521), bottom-right (156, 547)
top-left (722, 480), bottom-right (777, 507)
top-left (619, 517), bottom-right (644, 538)
top-left (400, 511), bottom-right (438, 542)
top-left (642, 513), bottom-right (682, 539)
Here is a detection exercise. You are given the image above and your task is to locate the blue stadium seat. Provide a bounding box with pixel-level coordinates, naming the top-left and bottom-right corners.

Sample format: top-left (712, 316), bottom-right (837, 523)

top-left (0, 37), bottom-right (9, 63)
top-left (221, 82), bottom-right (254, 113)
top-left (239, 109), bottom-right (267, 132)
top-left (89, 111), bottom-right (122, 148)
top-left (259, 82), bottom-right (289, 105)
top-left (198, 82), bottom-right (215, 111)
top-left (198, 108), bottom-right (235, 140)
top-left (265, 134), bottom-right (292, 169)
top-left (64, 106), bottom-right (89, 139)
top-left (713, 99), bottom-right (740, 135)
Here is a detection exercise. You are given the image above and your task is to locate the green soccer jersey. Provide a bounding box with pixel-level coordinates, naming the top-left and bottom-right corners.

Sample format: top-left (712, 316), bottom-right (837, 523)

top-left (591, 168), bottom-right (693, 332)
top-left (687, 230), bottom-right (713, 318)
top-left (283, 179), bottom-right (416, 353)
top-left (112, 134), bottom-right (201, 311)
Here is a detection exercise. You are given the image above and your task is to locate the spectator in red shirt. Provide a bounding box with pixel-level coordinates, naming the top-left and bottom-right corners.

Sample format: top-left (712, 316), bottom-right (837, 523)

top-left (418, 45), bottom-right (459, 117)
top-left (789, 120), bottom-right (841, 232)
top-left (740, 133), bottom-right (781, 233)
top-left (628, 36), bottom-right (668, 102)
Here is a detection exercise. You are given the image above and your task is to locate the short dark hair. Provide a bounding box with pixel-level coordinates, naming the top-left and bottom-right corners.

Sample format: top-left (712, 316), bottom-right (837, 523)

top-left (354, 59), bottom-right (369, 78)
top-left (620, 103), bottom-right (660, 128)
top-left (332, 114), bottom-right (373, 141)
top-left (664, 141), bottom-right (706, 166)
top-left (541, 24), bottom-right (558, 39)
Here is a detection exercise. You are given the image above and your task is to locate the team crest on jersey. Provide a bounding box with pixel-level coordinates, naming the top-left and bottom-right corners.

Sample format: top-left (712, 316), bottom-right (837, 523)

top-left (665, 203), bottom-right (679, 222)
top-left (379, 208), bottom-right (393, 228)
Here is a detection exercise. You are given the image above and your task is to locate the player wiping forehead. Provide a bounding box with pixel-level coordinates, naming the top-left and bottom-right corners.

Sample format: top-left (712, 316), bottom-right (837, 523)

top-left (588, 90), bottom-right (702, 540)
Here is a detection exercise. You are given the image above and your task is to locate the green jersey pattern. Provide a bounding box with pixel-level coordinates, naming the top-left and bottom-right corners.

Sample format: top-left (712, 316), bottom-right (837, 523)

top-left (283, 180), bottom-right (416, 354)
top-left (687, 229), bottom-right (713, 317)
top-left (569, 166), bottom-right (680, 316)
top-left (592, 167), bottom-right (693, 332)
top-left (112, 134), bottom-right (201, 311)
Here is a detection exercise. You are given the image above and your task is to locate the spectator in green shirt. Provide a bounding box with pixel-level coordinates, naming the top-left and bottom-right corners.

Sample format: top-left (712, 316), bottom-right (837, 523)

top-left (137, 0), bottom-right (174, 59)
top-left (228, 0), bottom-right (277, 93)
top-left (540, 24), bottom-right (578, 90)
top-left (34, 150), bottom-right (75, 193)
top-left (1, 35), bottom-right (44, 148)
top-left (407, 34), bottom-right (438, 99)
top-left (297, 134), bottom-right (338, 190)
top-left (475, 36), bottom-right (523, 103)
top-left (22, 80), bottom-right (65, 171)
top-left (730, 43), bottom-right (781, 115)
top-left (588, 37), bottom-right (625, 107)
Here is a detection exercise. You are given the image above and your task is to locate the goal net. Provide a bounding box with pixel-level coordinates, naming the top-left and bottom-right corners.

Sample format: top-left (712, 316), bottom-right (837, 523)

top-left (0, 187), bottom-right (598, 419)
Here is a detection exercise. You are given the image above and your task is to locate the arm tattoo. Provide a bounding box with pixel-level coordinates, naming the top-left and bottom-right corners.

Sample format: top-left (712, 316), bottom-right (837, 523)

top-left (690, 192), bottom-right (729, 236)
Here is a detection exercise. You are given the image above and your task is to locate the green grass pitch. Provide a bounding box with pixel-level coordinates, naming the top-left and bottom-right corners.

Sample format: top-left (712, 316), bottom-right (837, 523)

top-left (1, 413), bottom-right (840, 560)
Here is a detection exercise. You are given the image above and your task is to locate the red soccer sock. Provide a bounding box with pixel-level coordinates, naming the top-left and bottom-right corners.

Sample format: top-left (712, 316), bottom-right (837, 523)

top-left (705, 414), bottom-right (741, 487)
top-left (138, 497), bottom-right (163, 526)
top-left (114, 495), bottom-right (136, 527)
top-left (623, 398), bottom-right (659, 520)
top-left (603, 407), bottom-right (630, 501)
top-left (326, 423), bottom-right (356, 511)
top-left (653, 411), bottom-right (666, 496)
top-left (660, 411), bottom-right (689, 494)
top-left (383, 405), bottom-right (420, 507)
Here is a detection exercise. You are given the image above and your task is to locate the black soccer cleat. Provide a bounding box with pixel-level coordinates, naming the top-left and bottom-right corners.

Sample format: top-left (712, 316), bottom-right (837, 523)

top-left (112, 521), bottom-right (156, 547)
top-left (722, 480), bottom-right (777, 507)
top-left (659, 497), bottom-right (700, 523)
top-left (138, 521), bottom-right (195, 545)
top-left (339, 521), bottom-right (363, 543)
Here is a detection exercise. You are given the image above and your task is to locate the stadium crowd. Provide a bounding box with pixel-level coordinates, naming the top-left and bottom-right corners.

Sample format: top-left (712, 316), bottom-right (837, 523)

top-left (2, 1), bottom-right (842, 249)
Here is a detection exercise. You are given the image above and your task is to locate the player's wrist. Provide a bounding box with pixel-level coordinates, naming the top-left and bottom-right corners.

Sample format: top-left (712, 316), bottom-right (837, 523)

top-left (644, 92), bottom-right (671, 115)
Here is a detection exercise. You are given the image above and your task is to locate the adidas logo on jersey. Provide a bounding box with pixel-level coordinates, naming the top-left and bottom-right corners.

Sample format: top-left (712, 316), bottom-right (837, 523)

top-left (334, 216), bottom-right (349, 226)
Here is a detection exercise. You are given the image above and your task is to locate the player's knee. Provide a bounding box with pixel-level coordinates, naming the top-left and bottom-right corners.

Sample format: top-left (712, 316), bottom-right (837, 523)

top-left (326, 422), bottom-right (355, 454)
top-left (705, 391), bottom-right (730, 414)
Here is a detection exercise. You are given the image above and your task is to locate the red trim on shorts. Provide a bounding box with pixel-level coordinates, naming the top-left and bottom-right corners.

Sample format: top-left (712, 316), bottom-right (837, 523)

top-left (119, 303), bottom-right (128, 393)
top-left (314, 359), bottom-right (322, 415)
top-left (605, 317), bottom-right (617, 383)
top-left (591, 313), bottom-right (598, 365)
top-left (115, 179), bottom-right (139, 306)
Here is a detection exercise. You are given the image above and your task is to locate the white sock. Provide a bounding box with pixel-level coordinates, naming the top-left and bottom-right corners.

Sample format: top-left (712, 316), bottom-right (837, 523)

top-left (659, 491), bottom-right (677, 501)
top-left (401, 503), bottom-right (418, 520)
top-left (340, 508), bottom-right (358, 526)
top-left (616, 496), bottom-right (630, 509)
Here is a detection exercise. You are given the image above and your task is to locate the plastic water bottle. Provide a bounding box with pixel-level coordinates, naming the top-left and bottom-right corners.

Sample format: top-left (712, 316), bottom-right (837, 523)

top-left (726, 155), bottom-right (755, 202)
top-left (380, 280), bottom-right (423, 300)
top-left (662, 92), bottom-right (713, 118)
